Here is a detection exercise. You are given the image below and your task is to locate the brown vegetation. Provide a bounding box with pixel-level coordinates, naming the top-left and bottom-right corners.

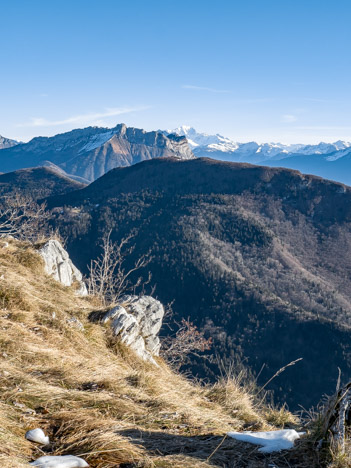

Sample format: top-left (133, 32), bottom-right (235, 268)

top-left (0, 237), bottom-right (348, 467)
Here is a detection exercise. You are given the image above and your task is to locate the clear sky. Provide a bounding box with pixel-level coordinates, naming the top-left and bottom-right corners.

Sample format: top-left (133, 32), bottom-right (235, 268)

top-left (1, 0), bottom-right (351, 143)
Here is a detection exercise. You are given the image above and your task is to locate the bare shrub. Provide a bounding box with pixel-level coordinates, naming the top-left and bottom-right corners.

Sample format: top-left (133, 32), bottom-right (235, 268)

top-left (0, 194), bottom-right (49, 242)
top-left (161, 318), bottom-right (212, 369)
top-left (87, 230), bottom-right (152, 305)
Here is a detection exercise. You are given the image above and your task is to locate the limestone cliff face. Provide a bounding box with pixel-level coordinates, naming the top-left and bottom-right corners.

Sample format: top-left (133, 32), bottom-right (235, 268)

top-left (0, 124), bottom-right (194, 181)
top-left (61, 124), bottom-right (194, 181)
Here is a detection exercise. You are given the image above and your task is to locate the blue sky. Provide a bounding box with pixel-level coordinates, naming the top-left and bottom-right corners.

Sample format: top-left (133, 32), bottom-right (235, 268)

top-left (1, 0), bottom-right (351, 143)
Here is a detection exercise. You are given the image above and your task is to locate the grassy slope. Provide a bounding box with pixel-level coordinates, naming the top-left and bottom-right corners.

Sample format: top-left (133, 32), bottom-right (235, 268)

top-left (0, 238), bottom-right (340, 468)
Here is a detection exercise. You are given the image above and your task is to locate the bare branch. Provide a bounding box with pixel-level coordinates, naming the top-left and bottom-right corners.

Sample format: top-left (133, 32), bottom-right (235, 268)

top-left (0, 194), bottom-right (49, 242)
top-left (161, 318), bottom-right (213, 369)
top-left (87, 231), bottom-right (152, 305)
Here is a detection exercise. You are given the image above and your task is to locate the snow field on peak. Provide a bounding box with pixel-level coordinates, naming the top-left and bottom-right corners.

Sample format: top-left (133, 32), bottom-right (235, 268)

top-left (79, 131), bottom-right (114, 153)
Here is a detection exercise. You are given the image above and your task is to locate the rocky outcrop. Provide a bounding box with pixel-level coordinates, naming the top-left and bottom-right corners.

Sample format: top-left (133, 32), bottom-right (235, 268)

top-left (38, 240), bottom-right (87, 296)
top-left (99, 295), bottom-right (164, 364)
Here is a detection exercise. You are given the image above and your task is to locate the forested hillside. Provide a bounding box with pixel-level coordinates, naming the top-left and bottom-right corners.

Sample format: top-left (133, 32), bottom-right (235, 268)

top-left (45, 157), bottom-right (351, 409)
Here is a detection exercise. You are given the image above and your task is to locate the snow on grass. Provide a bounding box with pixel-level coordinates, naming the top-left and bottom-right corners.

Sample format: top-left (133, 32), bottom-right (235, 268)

top-left (25, 428), bottom-right (49, 445)
top-left (29, 455), bottom-right (89, 467)
top-left (227, 429), bottom-right (304, 453)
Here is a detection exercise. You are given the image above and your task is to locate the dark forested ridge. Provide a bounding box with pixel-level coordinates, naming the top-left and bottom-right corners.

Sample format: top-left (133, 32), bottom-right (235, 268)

top-left (0, 166), bottom-right (86, 199)
top-left (41, 158), bottom-right (351, 408)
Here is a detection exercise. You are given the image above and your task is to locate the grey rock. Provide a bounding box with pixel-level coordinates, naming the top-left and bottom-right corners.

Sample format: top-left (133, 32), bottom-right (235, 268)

top-left (101, 305), bottom-right (126, 324)
top-left (101, 296), bottom-right (164, 364)
top-left (144, 335), bottom-right (161, 356)
top-left (13, 402), bottom-right (25, 408)
top-left (39, 240), bottom-right (87, 296)
top-left (66, 317), bottom-right (84, 331)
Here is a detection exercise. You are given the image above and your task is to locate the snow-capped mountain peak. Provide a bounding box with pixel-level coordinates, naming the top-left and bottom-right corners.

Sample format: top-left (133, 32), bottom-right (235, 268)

top-left (167, 126), bottom-right (239, 152)
top-left (167, 126), bottom-right (351, 165)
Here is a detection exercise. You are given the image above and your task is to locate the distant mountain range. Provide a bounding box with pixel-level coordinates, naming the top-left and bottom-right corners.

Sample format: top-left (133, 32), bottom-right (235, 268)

top-left (166, 126), bottom-right (351, 185)
top-left (0, 124), bottom-right (194, 182)
top-left (168, 126), bottom-right (351, 162)
top-left (2, 124), bottom-right (351, 185)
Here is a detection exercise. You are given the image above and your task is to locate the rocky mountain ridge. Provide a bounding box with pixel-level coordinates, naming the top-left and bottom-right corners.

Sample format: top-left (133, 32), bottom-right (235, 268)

top-left (0, 124), bottom-right (194, 182)
top-left (0, 134), bottom-right (19, 150)
top-left (4, 122), bottom-right (351, 184)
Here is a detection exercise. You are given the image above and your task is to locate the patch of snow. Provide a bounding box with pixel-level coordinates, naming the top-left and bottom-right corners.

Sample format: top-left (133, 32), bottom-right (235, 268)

top-left (325, 148), bottom-right (351, 161)
top-left (25, 428), bottom-right (49, 445)
top-left (79, 131), bottom-right (114, 153)
top-left (186, 138), bottom-right (199, 147)
top-left (227, 429), bottom-right (304, 453)
top-left (30, 455), bottom-right (89, 467)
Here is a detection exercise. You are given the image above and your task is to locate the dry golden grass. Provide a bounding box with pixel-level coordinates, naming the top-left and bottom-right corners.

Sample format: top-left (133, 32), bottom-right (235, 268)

top-left (328, 445), bottom-right (351, 468)
top-left (328, 442), bottom-right (351, 468)
top-left (263, 404), bottom-right (300, 428)
top-left (0, 238), bottom-right (342, 467)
